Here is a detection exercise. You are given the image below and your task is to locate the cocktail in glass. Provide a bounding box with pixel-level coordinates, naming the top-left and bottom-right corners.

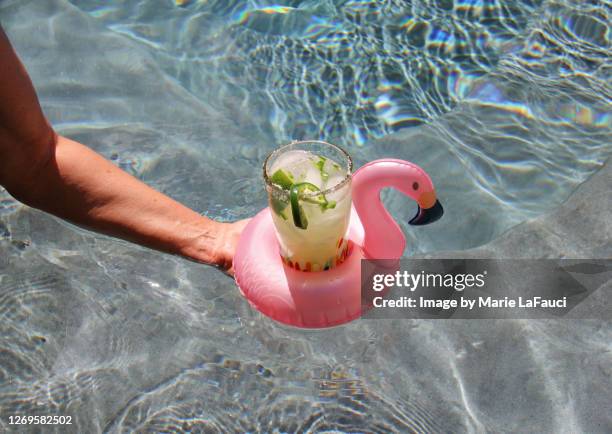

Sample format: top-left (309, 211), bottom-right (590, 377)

top-left (263, 140), bottom-right (353, 271)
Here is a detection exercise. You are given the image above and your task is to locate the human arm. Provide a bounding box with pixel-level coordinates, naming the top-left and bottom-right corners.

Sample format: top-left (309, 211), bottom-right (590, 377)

top-left (0, 26), bottom-right (247, 274)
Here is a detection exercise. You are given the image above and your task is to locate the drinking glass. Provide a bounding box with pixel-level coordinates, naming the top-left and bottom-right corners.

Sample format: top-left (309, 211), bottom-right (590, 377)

top-left (263, 140), bottom-right (353, 271)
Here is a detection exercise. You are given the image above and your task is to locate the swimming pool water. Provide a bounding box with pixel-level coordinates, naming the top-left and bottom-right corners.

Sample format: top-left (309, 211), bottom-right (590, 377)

top-left (45, 0), bottom-right (612, 253)
top-left (0, 0), bottom-right (610, 432)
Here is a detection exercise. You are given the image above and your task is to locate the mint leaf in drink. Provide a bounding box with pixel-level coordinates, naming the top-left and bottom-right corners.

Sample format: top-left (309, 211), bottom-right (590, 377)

top-left (320, 200), bottom-right (336, 211)
top-left (315, 156), bottom-right (329, 182)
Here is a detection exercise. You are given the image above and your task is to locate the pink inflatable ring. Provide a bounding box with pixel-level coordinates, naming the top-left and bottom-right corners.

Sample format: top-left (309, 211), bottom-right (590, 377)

top-left (234, 159), bottom-right (443, 328)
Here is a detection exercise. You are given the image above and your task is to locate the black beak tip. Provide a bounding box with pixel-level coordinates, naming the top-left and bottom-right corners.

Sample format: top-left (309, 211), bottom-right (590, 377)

top-left (409, 199), bottom-right (444, 226)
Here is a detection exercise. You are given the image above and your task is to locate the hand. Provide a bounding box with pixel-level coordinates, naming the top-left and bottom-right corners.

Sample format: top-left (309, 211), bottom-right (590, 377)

top-left (208, 218), bottom-right (251, 276)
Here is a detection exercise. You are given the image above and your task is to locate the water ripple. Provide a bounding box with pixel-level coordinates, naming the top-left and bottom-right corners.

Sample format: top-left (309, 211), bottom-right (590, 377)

top-left (69, 0), bottom-right (549, 147)
top-left (101, 356), bottom-right (461, 433)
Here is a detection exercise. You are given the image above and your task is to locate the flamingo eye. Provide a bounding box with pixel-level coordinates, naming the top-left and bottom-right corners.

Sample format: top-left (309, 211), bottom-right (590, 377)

top-left (412, 182), bottom-right (419, 190)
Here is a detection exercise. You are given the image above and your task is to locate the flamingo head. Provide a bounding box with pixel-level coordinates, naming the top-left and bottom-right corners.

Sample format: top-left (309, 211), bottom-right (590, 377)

top-left (409, 199), bottom-right (444, 225)
top-left (409, 188), bottom-right (444, 226)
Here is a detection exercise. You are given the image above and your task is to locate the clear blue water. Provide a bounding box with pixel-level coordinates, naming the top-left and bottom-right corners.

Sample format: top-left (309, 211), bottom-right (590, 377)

top-left (0, 0), bottom-right (610, 432)
top-left (8, 0), bottom-right (608, 253)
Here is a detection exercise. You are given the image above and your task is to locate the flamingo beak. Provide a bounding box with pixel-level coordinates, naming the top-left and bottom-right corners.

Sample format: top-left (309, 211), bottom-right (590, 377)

top-left (409, 199), bottom-right (444, 225)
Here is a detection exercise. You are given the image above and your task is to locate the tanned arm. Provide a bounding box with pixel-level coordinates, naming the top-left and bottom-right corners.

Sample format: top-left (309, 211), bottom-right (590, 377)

top-left (0, 26), bottom-right (248, 274)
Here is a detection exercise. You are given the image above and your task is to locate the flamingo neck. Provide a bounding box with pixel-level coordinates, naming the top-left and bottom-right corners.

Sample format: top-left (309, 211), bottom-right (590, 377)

top-left (356, 189), bottom-right (405, 259)
top-left (352, 162), bottom-right (412, 260)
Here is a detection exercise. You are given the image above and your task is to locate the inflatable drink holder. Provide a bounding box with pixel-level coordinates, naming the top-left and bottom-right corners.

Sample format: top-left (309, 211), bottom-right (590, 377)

top-left (234, 156), bottom-right (443, 329)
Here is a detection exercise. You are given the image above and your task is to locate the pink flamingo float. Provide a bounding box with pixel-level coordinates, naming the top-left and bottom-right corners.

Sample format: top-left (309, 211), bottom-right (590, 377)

top-left (234, 159), bottom-right (443, 328)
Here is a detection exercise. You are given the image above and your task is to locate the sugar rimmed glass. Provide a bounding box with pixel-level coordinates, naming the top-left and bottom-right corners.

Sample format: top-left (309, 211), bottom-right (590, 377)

top-left (263, 140), bottom-right (353, 271)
